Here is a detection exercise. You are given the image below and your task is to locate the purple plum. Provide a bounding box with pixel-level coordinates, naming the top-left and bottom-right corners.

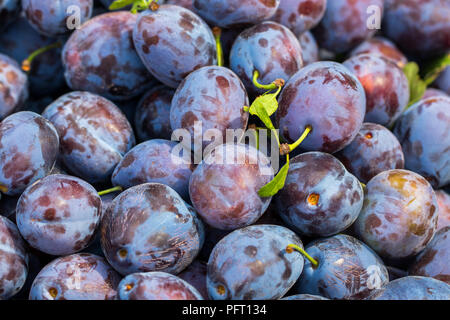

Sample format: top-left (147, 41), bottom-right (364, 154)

top-left (436, 190), bottom-right (450, 232)
top-left (298, 31), bottom-right (319, 66)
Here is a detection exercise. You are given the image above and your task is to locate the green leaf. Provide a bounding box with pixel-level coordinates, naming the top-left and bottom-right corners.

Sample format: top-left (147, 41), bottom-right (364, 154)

top-left (423, 53), bottom-right (450, 85)
top-left (258, 158), bottom-right (290, 197)
top-left (109, 0), bottom-right (135, 10)
top-left (403, 62), bottom-right (427, 108)
top-left (247, 87), bottom-right (281, 117)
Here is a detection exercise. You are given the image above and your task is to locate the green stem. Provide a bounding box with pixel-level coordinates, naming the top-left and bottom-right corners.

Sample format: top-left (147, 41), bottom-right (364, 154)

top-left (252, 70), bottom-right (278, 91)
top-left (212, 27), bottom-right (224, 67)
top-left (360, 182), bottom-right (366, 189)
top-left (98, 186), bottom-right (123, 196)
top-left (286, 244), bottom-right (318, 267)
top-left (22, 41), bottom-right (62, 72)
top-left (286, 125), bottom-right (312, 153)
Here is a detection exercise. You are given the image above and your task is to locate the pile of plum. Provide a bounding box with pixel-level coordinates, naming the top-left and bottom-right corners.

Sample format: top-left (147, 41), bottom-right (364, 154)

top-left (0, 0), bottom-right (449, 300)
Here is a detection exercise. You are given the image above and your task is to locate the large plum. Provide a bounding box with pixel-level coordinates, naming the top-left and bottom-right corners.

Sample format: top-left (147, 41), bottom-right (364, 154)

top-left (354, 169), bottom-right (439, 260)
top-left (170, 66), bottom-right (249, 150)
top-left (118, 271), bottom-right (203, 300)
top-left (343, 54), bottom-right (409, 126)
top-left (313, 0), bottom-right (384, 54)
top-left (207, 224), bottom-right (304, 300)
top-left (295, 234), bottom-right (389, 300)
top-left (436, 190), bottom-right (450, 231)
top-left (336, 123), bottom-right (404, 184)
top-left (133, 4), bottom-right (216, 88)
top-left (298, 31), bottom-right (319, 66)
top-left (275, 152), bottom-right (363, 237)
top-left (0, 53), bottom-right (28, 120)
top-left (229, 21), bottom-right (303, 96)
top-left (111, 139), bottom-right (194, 200)
top-left (0, 216), bottom-right (28, 300)
top-left (189, 143), bottom-right (274, 230)
top-left (0, 111), bottom-right (59, 196)
top-left (63, 11), bottom-right (153, 100)
top-left (29, 253), bottom-right (121, 300)
top-left (42, 91), bottom-right (135, 184)
top-left (393, 96), bottom-right (450, 188)
top-left (276, 61), bottom-right (366, 154)
top-left (383, 0), bottom-right (450, 58)
top-left (101, 183), bottom-right (204, 276)
top-left (16, 174), bottom-right (102, 256)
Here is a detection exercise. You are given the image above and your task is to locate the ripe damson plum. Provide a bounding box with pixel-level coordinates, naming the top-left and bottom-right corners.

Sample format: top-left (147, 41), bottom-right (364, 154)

top-left (111, 139), bottom-right (194, 200)
top-left (101, 183), bottom-right (204, 275)
top-left (16, 174), bottom-right (102, 256)
top-left (343, 54), bottom-right (410, 126)
top-left (367, 276), bottom-right (450, 300)
top-left (383, 0), bottom-right (450, 58)
top-left (170, 66), bottom-right (249, 150)
top-left (229, 21), bottom-right (303, 96)
top-left (193, 0), bottom-right (280, 28)
top-left (29, 253), bottom-right (121, 300)
top-left (0, 0), bottom-right (20, 31)
top-left (133, 4), bottom-right (216, 88)
top-left (295, 234), bottom-right (389, 300)
top-left (408, 227), bottom-right (450, 284)
top-left (42, 91), bottom-right (135, 184)
top-left (276, 61), bottom-right (366, 153)
top-left (275, 152), bottom-right (363, 237)
top-left (393, 96), bottom-right (450, 188)
top-left (354, 169), bottom-right (439, 260)
top-left (0, 111), bottom-right (59, 196)
top-left (272, 0), bottom-right (326, 36)
top-left (0, 216), bottom-right (28, 300)
top-left (189, 143), bottom-right (274, 230)
top-left (177, 260), bottom-right (208, 299)
top-left (313, 0), bottom-right (384, 54)
top-left (22, 0), bottom-right (93, 37)
top-left (207, 225), bottom-right (304, 300)
top-left (435, 66), bottom-right (450, 95)
top-left (336, 123), bottom-right (405, 184)
top-left (0, 53), bottom-right (28, 120)
top-left (349, 37), bottom-right (408, 69)
top-left (436, 190), bottom-right (450, 231)
top-left (134, 86), bottom-right (174, 142)
top-left (298, 31), bottom-right (319, 66)
top-left (118, 272), bottom-right (203, 300)
top-left (0, 17), bottom-right (65, 96)
top-left (63, 11), bottom-right (153, 101)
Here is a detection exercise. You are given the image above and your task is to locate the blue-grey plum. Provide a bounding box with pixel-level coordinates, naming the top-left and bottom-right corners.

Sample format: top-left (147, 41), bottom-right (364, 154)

top-left (282, 294), bottom-right (328, 300)
top-left (409, 227), bottom-right (450, 284)
top-left (313, 0), bottom-right (384, 54)
top-left (118, 271), bottom-right (203, 300)
top-left (367, 276), bottom-right (450, 300)
top-left (422, 88), bottom-right (448, 100)
top-left (111, 139), bottom-right (194, 201)
top-left (343, 54), bottom-right (410, 126)
top-left (63, 11), bottom-right (153, 100)
top-left (42, 91), bottom-right (135, 184)
top-left (29, 253), bottom-right (121, 300)
top-left (0, 111), bottom-right (59, 196)
top-left (0, 0), bottom-right (20, 31)
top-left (135, 86), bottom-right (174, 142)
top-left (336, 123), bottom-right (404, 184)
top-left (101, 183), bottom-right (204, 275)
top-left (178, 259), bottom-right (208, 299)
top-left (276, 61), bottom-right (366, 153)
top-left (298, 31), bottom-right (319, 66)
top-left (0, 53), bottom-right (28, 120)
top-left (435, 66), bottom-right (450, 95)
top-left (22, 0), bottom-right (93, 37)
top-left (0, 216), bottom-right (28, 300)
top-left (272, 0), bottom-right (326, 35)
top-left (229, 21), bottom-right (303, 96)
top-left (189, 143), bottom-right (274, 230)
top-left (295, 234), bottom-right (389, 300)
top-left (354, 169), bottom-right (438, 260)
top-left (133, 4), bottom-right (216, 88)
top-left (170, 66), bottom-right (249, 150)
top-left (207, 224), bottom-right (304, 300)
top-left (275, 152), bottom-right (363, 237)
top-left (393, 96), bottom-right (450, 188)
top-left (16, 174), bottom-right (102, 256)
top-left (193, 0), bottom-right (280, 28)
top-left (436, 190), bottom-right (450, 232)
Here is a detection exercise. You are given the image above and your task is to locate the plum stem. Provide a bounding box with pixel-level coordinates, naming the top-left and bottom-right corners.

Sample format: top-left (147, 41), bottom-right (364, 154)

top-left (280, 125), bottom-right (312, 155)
top-left (286, 244), bottom-right (318, 267)
top-left (360, 182), bottom-right (366, 189)
top-left (252, 70), bottom-right (284, 91)
top-left (22, 41), bottom-right (62, 72)
top-left (212, 27), bottom-right (224, 67)
top-left (98, 186), bottom-right (123, 196)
